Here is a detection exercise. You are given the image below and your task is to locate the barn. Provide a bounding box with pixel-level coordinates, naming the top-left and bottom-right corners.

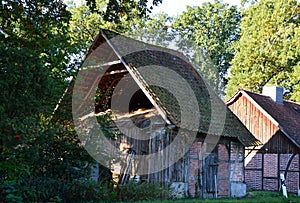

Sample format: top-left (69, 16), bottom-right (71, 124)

top-left (72, 29), bottom-right (261, 198)
top-left (227, 87), bottom-right (300, 193)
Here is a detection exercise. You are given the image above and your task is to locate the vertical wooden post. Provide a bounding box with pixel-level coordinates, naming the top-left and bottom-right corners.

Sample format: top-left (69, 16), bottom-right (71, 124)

top-left (298, 154), bottom-right (300, 195)
top-left (228, 141), bottom-right (231, 196)
top-left (262, 152), bottom-right (264, 190)
top-left (277, 153), bottom-right (280, 191)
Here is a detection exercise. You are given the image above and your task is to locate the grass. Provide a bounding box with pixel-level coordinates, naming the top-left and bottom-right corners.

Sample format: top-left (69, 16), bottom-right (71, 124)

top-left (134, 191), bottom-right (300, 203)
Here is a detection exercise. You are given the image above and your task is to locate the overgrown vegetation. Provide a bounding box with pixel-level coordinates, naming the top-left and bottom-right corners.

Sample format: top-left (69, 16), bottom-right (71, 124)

top-left (116, 182), bottom-right (171, 202)
top-left (0, 177), bottom-right (170, 202)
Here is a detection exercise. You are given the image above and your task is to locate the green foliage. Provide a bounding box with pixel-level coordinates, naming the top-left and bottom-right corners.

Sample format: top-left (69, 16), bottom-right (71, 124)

top-left (0, 181), bottom-right (23, 203)
top-left (0, 45), bottom-right (51, 118)
top-left (226, 0), bottom-right (300, 102)
top-left (0, 116), bottom-right (95, 202)
top-left (0, 0), bottom-right (79, 118)
top-left (0, 0), bottom-right (78, 78)
top-left (173, 0), bottom-right (241, 95)
top-left (116, 182), bottom-right (171, 202)
top-left (131, 12), bottom-right (173, 46)
top-left (68, 0), bottom-right (164, 55)
top-left (85, 0), bottom-right (163, 23)
top-left (0, 0), bottom-right (101, 202)
top-left (68, 1), bottom-right (109, 52)
top-left (1, 0), bottom-right (170, 201)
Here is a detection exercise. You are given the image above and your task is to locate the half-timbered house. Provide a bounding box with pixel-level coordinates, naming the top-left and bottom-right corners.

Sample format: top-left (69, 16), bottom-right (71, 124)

top-left (227, 87), bottom-right (300, 193)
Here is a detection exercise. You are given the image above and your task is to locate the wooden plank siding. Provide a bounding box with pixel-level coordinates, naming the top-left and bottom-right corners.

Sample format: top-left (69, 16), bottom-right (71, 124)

top-left (228, 94), bottom-right (299, 154)
top-left (110, 112), bottom-right (247, 198)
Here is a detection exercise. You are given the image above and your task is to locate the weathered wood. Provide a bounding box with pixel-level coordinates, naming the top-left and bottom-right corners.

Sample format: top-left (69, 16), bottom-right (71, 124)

top-left (262, 152), bottom-right (264, 190)
top-left (109, 109), bottom-right (247, 197)
top-left (299, 155), bottom-right (300, 191)
top-left (277, 153), bottom-right (280, 191)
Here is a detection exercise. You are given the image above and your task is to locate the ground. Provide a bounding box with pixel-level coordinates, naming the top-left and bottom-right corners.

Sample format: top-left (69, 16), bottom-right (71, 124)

top-left (134, 191), bottom-right (300, 203)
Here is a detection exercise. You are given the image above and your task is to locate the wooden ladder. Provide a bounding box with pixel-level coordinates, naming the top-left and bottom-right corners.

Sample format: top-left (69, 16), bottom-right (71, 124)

top-left (120, 148), bottom-right (136, 185)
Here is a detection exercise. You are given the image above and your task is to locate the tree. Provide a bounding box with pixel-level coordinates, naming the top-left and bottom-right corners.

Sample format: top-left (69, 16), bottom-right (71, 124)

top-left (1, 0), bottom-right (168, 201)
top-left (85, 0), bottom-right (162, 23)
top-left (0, 1), bottom-right (95, 201)
top-left (226, 0), bottom-right (300, 102)
top-left (0, 0), bottom-right (80, 117)
top-left (172, 0), bottom-right (241, 95)
top-left (68, 0), bottom-right (160, 56)
top-left (131, 12), bottom-right (173, 46)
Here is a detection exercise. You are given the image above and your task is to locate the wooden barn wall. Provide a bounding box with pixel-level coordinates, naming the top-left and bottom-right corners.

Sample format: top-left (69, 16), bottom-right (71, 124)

top-left (110, 116), bottom-right (190, 186)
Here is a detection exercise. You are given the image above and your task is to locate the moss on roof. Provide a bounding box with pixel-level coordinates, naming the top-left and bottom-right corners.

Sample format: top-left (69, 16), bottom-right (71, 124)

top-left (83, 29), bottom-right (261, 147)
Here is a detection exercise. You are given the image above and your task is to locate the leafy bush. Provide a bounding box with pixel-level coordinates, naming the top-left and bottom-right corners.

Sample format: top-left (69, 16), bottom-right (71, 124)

top-left (116, 182), bottom-right (171, 202)
top-left (0, 181), bottom-right (23, 203)
top-left (0, 117), bottom-right (97, 202)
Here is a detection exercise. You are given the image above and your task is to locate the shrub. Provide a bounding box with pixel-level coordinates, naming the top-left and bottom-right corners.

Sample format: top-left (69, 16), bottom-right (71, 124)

top-left (115, 182), bottom-right (171, 202)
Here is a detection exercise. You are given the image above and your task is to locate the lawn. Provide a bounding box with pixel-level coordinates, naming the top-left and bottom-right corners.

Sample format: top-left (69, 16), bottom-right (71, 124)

top-left (135, 191), bottom-right (300, 203)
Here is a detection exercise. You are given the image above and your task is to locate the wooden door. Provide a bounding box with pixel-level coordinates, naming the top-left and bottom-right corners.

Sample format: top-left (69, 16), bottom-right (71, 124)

top-left (202, 152), bottom-right (218, 198)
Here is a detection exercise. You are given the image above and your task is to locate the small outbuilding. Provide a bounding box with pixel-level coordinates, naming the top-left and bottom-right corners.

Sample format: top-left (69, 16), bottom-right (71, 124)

top-left (227, 87), bottom-right (300, 193)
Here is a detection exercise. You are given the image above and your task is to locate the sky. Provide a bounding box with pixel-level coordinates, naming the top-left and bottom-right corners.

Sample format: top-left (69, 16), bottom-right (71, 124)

top-left (150, 0), bottom-right (241, 16)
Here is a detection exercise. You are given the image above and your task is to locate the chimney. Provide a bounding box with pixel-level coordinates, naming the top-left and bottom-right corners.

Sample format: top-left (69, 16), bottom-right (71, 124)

top-left (262, 86), bottom-right (284, 104)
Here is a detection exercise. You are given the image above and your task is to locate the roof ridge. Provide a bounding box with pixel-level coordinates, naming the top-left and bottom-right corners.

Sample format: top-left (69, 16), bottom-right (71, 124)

top-left (242, 89), bottom-right (269, 98)
top-left (284, 99), bottom-right (300, 106)
top-left (101, 29), bottom-right (186, 59)
top-left (242, 89), bottom-right (300, 105)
